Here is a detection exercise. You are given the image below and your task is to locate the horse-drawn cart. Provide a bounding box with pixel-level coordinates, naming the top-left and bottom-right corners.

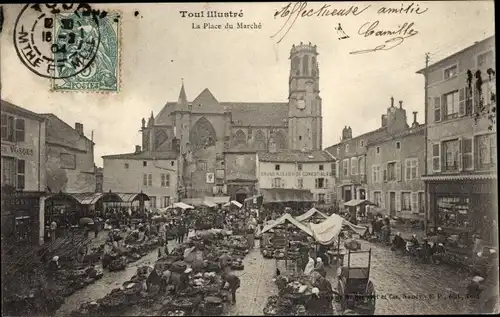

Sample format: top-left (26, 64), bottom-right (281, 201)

top-left (335, 249), bottom-right (376, 315)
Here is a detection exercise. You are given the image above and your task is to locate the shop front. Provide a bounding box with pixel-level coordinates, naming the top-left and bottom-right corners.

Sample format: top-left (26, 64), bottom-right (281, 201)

top-left (426, 174), bottom-right (498, 248)
top-left (1, 187), bottom-right (45, 246)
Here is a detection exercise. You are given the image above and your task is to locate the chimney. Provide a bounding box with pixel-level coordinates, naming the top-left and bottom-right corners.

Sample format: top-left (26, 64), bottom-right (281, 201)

top-left (135, 145), bottom-right (141, 153)
top-left (75, 122), bottom-right (83, 135)
top-left (390, 96), bottom-right (394, 107)
top-left (381, 114), bottom-right (387, 127)
top-left (399, 100), bottom-right (403, 109)
top-left (413, 111), bottom-right (418, 123)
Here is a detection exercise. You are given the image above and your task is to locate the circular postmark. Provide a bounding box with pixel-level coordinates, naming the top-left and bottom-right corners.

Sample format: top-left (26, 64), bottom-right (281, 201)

top-left (13, 4), bottom-right (102, 79)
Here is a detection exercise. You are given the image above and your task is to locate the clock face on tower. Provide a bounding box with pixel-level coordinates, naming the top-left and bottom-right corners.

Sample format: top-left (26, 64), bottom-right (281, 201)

top-left (297, 99), bottom-right (305, 110)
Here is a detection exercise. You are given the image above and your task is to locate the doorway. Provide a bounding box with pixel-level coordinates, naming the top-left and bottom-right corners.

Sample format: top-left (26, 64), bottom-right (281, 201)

top-left (235, 193), bottom-right (247, 204)
top-left (344, 189), bottom-right (352, 202)
top-left (389, 192), bottom-right (396, 216)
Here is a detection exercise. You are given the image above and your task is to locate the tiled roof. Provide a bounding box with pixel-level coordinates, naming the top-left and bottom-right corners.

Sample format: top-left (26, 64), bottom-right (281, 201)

top-left (40, 113), bottom-right (93, 150)
top-left (324, 127), bottom-right (388, 155)
top-left (258, 150), bottom-right (335, 163)
top-left (226, 172), bottom-right (257, 182)
top-left (154, 88), bottom-right (289, 127)
top-left (102, 151), bottom-right (178, 160)
top-left (1, 99), bottom-right (45, 121)
top-left (367, 124), bottom-right (425, 146)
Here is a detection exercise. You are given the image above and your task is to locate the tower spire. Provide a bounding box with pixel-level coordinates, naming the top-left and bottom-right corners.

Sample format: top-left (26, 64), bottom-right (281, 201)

top-left (177, 79), bottom-right (188, 110)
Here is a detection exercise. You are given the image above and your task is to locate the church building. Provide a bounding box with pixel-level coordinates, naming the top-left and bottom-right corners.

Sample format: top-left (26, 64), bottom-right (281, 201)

top-left (139, 42), bottom-right (328, 203)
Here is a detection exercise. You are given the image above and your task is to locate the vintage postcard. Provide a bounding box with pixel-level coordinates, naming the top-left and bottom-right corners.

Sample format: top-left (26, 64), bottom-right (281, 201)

top-left (0, 2), bottom-right (497, 316)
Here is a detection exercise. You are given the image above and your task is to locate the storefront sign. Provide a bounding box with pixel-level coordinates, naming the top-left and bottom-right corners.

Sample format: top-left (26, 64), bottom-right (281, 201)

top-left (1, 144), bottom-right (34, 156)
top-left (206, 172), bottom-right (215, 184)
top-left (260, 171), bottom-right (332, 177)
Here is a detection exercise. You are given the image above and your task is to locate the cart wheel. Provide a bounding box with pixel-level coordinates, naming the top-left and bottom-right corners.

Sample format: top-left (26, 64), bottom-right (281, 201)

top-left (366, 280), bottom-right (376, 315)
top-left (337, 279), bottom-right (347, 312)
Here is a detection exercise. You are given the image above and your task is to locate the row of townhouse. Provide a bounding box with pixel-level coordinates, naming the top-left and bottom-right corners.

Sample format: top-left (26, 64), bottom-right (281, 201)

top-left (326, 36), bottom-right (496, 244)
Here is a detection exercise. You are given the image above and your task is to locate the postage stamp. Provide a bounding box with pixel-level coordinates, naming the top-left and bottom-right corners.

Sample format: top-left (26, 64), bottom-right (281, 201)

top-left (51, 11), bottom-right (121, 92)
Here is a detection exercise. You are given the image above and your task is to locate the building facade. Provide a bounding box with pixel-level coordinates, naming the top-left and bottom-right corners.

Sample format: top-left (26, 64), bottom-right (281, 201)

top-left (102, 145), bottom-right (179, 209)
top-left (325, 97), bottom-right (411, 205)
top-left (1, 100), bottom-right (47, 245)
top-left (366, 113), bottom-right (426, 220)
top-left (41, 114), bottom-right (96, 193)
top-left (418, 36), bottom-right (497, 242)
top-left (257, 151), bottom-right (336, 204)
top-left (138, 43), bottom-right (323, 202)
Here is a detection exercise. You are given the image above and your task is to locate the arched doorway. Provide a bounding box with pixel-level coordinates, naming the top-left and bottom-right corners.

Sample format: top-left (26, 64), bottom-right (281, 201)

top-left (235, 187), bottom-right (248, 204)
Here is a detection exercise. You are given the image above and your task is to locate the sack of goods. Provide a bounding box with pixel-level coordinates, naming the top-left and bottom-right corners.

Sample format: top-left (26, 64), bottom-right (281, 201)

top-left (344, 239), bottom-right (361, 251)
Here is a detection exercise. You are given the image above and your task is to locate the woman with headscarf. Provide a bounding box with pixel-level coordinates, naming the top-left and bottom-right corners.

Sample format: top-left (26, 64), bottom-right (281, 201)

top-left (314, 257), bottom-right (326, 277)
top-left (303, 256), bottom-right (315, 276)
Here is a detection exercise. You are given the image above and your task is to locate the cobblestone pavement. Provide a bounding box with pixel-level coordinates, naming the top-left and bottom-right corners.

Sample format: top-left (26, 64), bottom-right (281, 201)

top-left (228, 239), bottom-right (472, 316)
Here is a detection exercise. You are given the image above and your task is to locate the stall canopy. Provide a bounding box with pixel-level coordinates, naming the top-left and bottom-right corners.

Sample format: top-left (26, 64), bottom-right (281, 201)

top-left (261, 213), bottom-right (314, 237)
top-left (169, 202), bottom-right (194, 210)
top-left (295, 207), bottom-right (328, 222)
top-left (203, 201), bottom-right (217, 208)
top-left (308, 213), bottom-right (368, 245)
top-left (183, 198), bottom-right (204, 206)
top-left (344, 199), bottom-right (376, 207)
top-left (244, 194), bottom-right (262, 203)
top-left (205, 196), bottom-right (230, 205)
top-left (71, 192), bottom-right (122, 205)
top-left (259, 188), bottom-right (314, 203)
top-left (116, 192), bottom-right (150, 203)
top-left (223, 200), bottom-right (243, 208)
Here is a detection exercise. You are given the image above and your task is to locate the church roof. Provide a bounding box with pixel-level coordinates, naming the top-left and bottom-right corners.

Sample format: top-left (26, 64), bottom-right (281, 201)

top-left (259, 150), bottom-right (335, 163)
top-left (155, 88), bottom-right (289, 127)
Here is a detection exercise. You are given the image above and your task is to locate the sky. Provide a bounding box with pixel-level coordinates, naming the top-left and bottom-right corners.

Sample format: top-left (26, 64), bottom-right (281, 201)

top-left (1, 1), bottom-right (495, 167)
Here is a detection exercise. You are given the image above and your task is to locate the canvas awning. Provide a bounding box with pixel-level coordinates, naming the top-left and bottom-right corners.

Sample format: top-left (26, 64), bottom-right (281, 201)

top-left (261, 213), bottom-right (314, 236)
top-left (295, 207), bottom-right (328, 222)
top-left (308, 213), bottom-right (368, 245)
top-left (172, 202), bottom-right (194, 210)
top-left (205, 196), bottom-right (230, 204)
top-left (223, 200), bottom-right (243, 208)
top-left (183, 198), bottom-right (204, 206)
top-left (259, 188), bottom-right (314, 203)
top-left (70, 192), bottom-right (123, 205)
top-left (203, 201), bottom-right (217, 208)
top-left (244, 194), bottom-right (262, 202)
top-left (116, 192), bottom-right (150, 203)
top-left (344, 199), bottom-right (375, 207)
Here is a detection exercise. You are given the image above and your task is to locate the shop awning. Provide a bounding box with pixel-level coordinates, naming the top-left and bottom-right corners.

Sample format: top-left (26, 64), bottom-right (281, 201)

top-left (295, 207), bottom-right (328, 222)
top-left (172, 202), bottom-right (194, 210)
top-left (205, 196), bottom-right (230, 204)
top-left (259, 188), bottom-right (314, 203)
top-left (261, 213), bottom-right (314, 237)
top-left (344, 199), bottom-right (375, 207)
top-left (116, 192), bottom-right (150, 203)
top-left (203, 201), bottom-right (217, 208)
top-left (223, 200), bottom-right (243, 208)
top-left (69, 192), bottom-right (123, 205)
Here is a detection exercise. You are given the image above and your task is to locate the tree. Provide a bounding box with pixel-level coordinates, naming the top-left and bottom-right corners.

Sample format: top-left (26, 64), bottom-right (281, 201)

top-left (468, 67), bottom-right (496, 130)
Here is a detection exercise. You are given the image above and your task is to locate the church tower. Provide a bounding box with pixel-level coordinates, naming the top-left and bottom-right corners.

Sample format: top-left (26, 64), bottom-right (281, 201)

top-left (288, 42), bottom-right (322, 151)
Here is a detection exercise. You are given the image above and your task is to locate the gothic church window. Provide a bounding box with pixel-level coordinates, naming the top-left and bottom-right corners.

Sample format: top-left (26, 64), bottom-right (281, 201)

top-left (190, 117), bottom-right (216, 151)
top-left (233, 129), bottom-right (247, 147)
top-left (155, 129), bottom-right (169, 150)
top-left (274, 131), bottom-right (286, 150)
top-left (254, 130), bottom-right (266, 150)
top-left (311, 56), bottom-right (317, 77)
top-left (302, 55), bottom-right (309, 76)
top-left (292, 57), bottom-right (300, 75)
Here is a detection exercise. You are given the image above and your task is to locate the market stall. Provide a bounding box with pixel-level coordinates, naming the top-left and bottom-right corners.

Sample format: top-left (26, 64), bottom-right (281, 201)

top-left (222, 200), bottom-right (243, 209)
top-left (295, 208), bottom-right (328, 223)
top-left (343, 199), bottom-right (376, 224)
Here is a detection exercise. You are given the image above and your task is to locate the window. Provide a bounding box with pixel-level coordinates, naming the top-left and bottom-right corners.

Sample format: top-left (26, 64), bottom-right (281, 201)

top-left (297, 178), bottom-right (303, 189)
top-left (360, 140), bottom-right (364, 147)
top-left (317, 193), bottom-right (325, 204)
top-left (60, 153), bottom-right (76, 169)
top-left (401, 192), bottom-right (411, 211)
top-left (434, 97), bottom-right (441, 122)
top-left (216, 169), bottom-right (225, 179)
top-left (463, 138), bottom-right (473, 170)
top-left (476, 134), bottom-right (496, 169)
top-left (331, 163), bottom-right (336, 176)
top-left (1, 157), bottom-right (16, 186)
top-left (1, 114), bottom-right (18, 142)
top-left (275, 164), bottom-right (280, 171)
top-left (171, 161), bottom-right (175, 166)
top-left (358, 157), bottom-right (365, 175)
top-left (477, 50), bottom-right (494, 69)
top-left (459, 87), bottom-right (473, 116)
top-left (335, 161), bottom-right (339, 178)
top-left (350, 157), bottom-right (358, 175)
top-left (336, 148), bottom-right (340, 156)
top-left (315, 178), bottom-right (327, 188)
top-left (150, 196), bottom-right (156, 208)
top-left (342, 159), bottom-right (349, 177)
top-left (143, 161), bottom-right (147, 167)
top-left (299, 136), bottom-right (302, 140)
top-left (444, 65), bottom-right (457, 79)
top-left (15, 119), bottom-right (25, 142)
top-left (418, 192), bottom-right (425, 214)
top-left (15, 160), bottom-right (25, 190)
top-left (442, 139), bottom-right (460, 171)
top-left (161, 173), bottom-right (170, 187)
top-left (143, 173), bottom-right (152, 187)
top-left (387, 162), bottom-right (396, 181)
top-left (272, 177), bottom-right (283, 188)
top-left (444, 91), bottom-right (459, 119)
top-left (396, 141), bottom-right (401, 150)
top-left (376, 147), bottom-right (380, 154)
top-left (373, 191), bottom-right (382, 206)
top-left (319, 164), bottom-right (324, 171)
top-left (432, 144), bottom-right (441, 172)
top-left (372, 165), bottom-right (381, 183)
top-left (163, 196), bottom-right (170, 208)
top-left (345, 144), bottom-right (349, 153)
top-left (248, 129), bottom-right (253, 139)
top-left (405, 158), bottom-right (418, 180)
top-left (411, 192), bottom-right (418, 213)
top-left (124, 163), bottom-right (129, 169)
top-left (298, 163), bottom-right (303, 171)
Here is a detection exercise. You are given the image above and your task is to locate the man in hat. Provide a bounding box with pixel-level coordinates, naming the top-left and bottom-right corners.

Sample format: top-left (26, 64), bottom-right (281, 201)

top-left (221, 271), bottom-right (240, 304)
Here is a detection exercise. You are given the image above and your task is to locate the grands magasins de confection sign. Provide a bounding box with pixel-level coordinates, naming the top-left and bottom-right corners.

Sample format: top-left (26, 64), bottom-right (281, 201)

top-left (260, 171), bottom-right (333, 177)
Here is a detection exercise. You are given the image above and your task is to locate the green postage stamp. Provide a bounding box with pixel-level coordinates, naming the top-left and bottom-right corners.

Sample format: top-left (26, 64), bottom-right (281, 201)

top-left (51, 11), bottom-right (120, 92)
